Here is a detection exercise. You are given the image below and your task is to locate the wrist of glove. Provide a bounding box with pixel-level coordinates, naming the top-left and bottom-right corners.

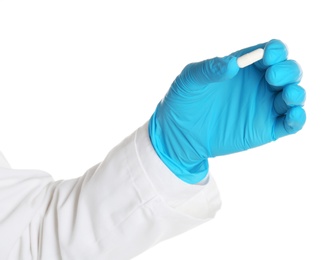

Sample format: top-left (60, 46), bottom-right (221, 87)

top-left (149, 39), bottom-right (306, 184)
top-left (149, 111), bottom-right (210, 184)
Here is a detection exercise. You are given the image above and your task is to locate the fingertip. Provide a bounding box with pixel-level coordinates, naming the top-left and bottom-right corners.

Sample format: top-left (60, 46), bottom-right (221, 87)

top-left (226, 56), bottom-right (240, 79)
top-left (265, 60), bottom-right (303, 87)
top-left (285, 106), bottom-right (306, 131)
top-left (263, 39), bottom-right (288, 66)
top-left (274, 106), bottom-right (306, 139)
top-left (282, 84), bottom-right (306, 106)
top-left (207, 56), bottom-right (239, 81)
top-left (182, 56), bottom-right (240, 88)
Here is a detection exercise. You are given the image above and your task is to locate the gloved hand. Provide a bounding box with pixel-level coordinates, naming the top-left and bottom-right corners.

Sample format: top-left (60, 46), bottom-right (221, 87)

top-left (149, 39), bottom-right (306, 184)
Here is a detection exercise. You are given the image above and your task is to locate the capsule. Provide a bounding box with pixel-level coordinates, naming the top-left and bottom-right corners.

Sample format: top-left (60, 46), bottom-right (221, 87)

top-left (237, 48), bottom-right (264, 68)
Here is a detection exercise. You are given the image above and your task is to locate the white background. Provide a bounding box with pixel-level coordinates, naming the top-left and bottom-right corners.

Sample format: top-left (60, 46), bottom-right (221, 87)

top-left (1, 0), bottom-right (332, 259)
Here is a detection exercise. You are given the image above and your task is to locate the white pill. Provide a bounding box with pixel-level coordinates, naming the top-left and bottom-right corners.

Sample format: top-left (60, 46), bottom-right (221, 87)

top-left (237, 48), bottom-right (264, 68)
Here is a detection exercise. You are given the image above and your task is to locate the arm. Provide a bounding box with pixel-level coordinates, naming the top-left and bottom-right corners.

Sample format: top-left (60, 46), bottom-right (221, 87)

top-left (2, 39), bottom-right (306, 260)
top-left (2, 123), bottom-right (221, 260)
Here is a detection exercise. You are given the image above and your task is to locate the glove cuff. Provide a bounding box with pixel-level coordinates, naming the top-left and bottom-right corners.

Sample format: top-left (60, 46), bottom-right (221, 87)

top-left (148, 115), bottom-right (209, 184)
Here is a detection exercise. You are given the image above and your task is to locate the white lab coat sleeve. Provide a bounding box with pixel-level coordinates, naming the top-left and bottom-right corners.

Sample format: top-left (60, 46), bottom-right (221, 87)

top-left (0, 155), bottom-right (54, 259)
top-left (2, 122), bottom-right (222, 260)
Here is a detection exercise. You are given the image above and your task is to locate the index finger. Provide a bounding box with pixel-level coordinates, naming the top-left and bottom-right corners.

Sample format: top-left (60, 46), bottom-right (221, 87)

top-left (262, 39), bottom-right (289, 66)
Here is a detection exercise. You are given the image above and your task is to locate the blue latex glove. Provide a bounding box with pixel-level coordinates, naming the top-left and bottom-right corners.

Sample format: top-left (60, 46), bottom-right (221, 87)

top-left (149, 39), bottom-right (306, 184)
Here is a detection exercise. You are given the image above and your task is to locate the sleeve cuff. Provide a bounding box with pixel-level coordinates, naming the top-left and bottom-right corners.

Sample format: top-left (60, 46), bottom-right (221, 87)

top-left (135, 122), bottom-right (222, 218)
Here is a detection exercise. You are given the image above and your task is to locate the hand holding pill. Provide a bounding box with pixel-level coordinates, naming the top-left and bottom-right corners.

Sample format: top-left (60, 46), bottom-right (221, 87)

top-left (149, 39), bottom-right (306, 183)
